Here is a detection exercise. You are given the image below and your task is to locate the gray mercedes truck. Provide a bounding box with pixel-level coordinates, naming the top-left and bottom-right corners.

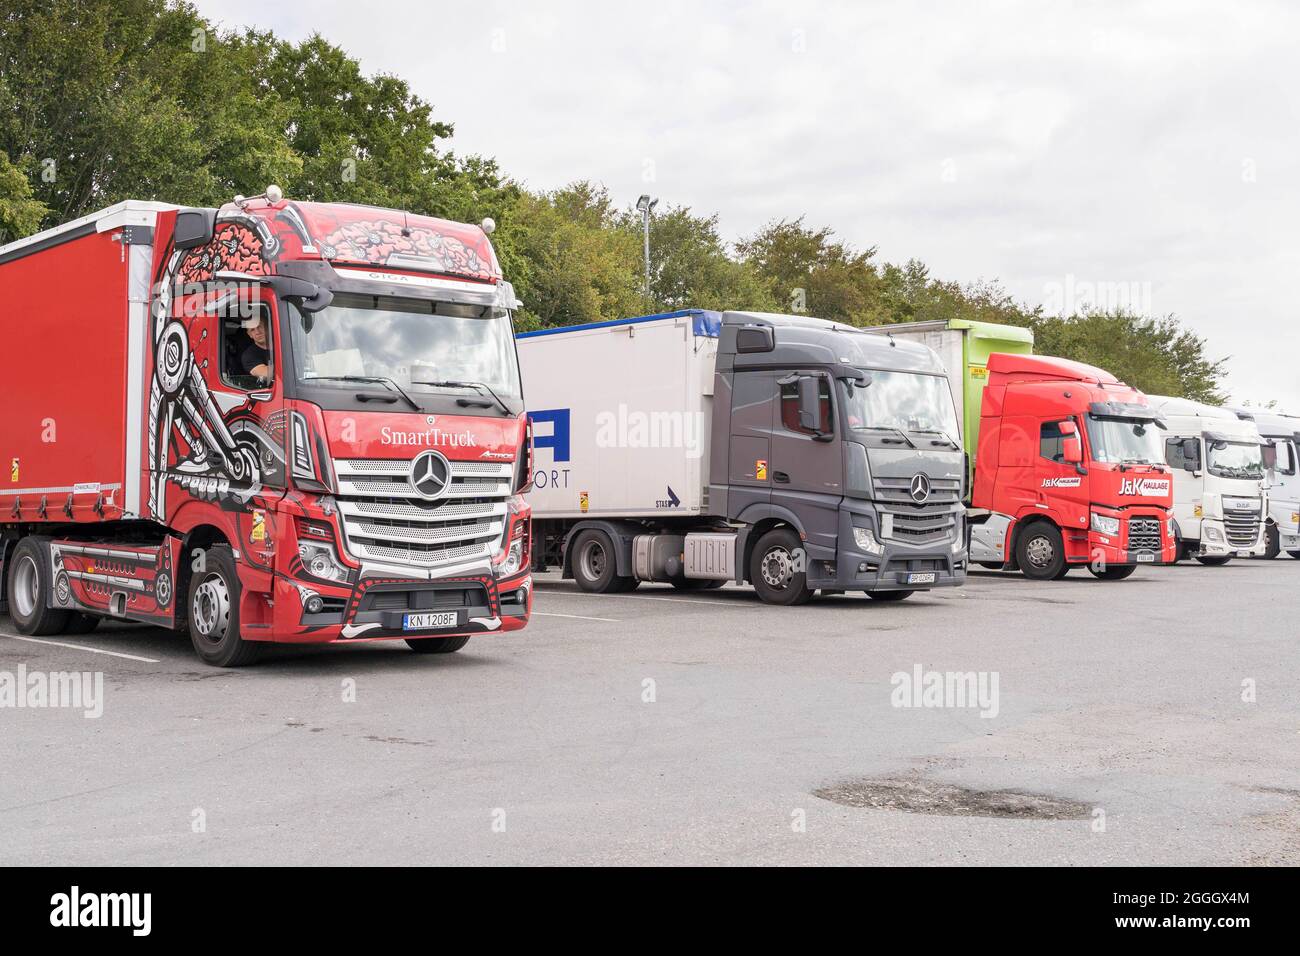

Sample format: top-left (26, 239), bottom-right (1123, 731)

top-left (518, 309), bottom-right (968, 604)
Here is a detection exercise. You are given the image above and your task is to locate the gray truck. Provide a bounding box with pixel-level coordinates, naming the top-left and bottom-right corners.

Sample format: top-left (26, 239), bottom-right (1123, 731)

top-left (517, 309), bottom-right (968, 604)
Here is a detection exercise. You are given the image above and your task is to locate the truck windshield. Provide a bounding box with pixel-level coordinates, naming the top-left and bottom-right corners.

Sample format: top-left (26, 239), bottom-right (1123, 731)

top-left (1207, 440), bottom-right (1264, 480)
top-left (1085, 416), bottom-right (1165, 465)
top-left (289, 292), bottom-right (521, 401)
top-left (842, 371), bottom-right (959, 438)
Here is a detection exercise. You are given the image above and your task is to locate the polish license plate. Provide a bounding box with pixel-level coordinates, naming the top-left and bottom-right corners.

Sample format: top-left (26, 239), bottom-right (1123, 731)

top-left (1135, 552), bottom-right (1156, 563)
top-left (906, 572), bottom-right (937, 585)
top-left (403, 611), bottom-right (460, 631)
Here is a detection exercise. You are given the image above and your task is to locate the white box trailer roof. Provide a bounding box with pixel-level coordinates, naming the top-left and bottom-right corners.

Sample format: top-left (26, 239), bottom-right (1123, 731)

top-left (517, 310), bottom-right (720, 519)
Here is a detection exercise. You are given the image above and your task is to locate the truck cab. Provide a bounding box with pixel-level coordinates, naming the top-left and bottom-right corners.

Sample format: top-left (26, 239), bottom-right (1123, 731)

top-left (969, 354), bottom-right (1176, 579)
top-left (1148, 397), bottom-right (1268, 564)
top-left (1229, 408), bottom-right (1300, 559)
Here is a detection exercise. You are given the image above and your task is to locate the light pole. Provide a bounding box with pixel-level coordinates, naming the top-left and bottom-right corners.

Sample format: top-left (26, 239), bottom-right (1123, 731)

top-left (636, 194), bottom-right (658, 302)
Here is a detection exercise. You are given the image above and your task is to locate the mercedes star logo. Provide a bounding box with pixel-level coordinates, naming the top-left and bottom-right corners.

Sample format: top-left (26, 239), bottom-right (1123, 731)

top-left (410, 450), bottom-right (451, 500)
top-left (909, 473), bottom-right (931, 503)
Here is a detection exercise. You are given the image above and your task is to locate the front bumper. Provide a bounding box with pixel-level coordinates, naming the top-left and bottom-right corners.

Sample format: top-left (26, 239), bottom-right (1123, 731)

top-left (808, 503), bottom-right (967, 591)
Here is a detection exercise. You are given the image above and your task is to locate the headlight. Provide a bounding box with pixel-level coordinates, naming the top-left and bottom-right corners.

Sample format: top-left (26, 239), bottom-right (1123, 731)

top-left (853, 526), bottom-right (884, 556)
top-left (1090, 512), bottom-right (1120, 536)
top-left (499, 538), bottom-right (524, 576)
top-left (297, 540), bottom-right (349, 583)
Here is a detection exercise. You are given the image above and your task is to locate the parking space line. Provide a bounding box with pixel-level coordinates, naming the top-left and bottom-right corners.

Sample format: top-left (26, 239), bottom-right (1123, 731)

top-left (1, 633), bottom-right (161, 664)
top-left (532, 611), bottom-right (622, 623)
top-left (534, 588), bottom-right (762, 609)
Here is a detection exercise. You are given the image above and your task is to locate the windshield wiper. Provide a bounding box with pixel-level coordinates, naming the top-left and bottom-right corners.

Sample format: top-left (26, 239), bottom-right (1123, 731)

top-left (914, 428), bottom-right (960, 449)
top-left (858, 425), bottom-right (917, 448)
top-left (419, 379), bottom-right (511, 416)
top-left (306, 375), bottom-right (421, 412)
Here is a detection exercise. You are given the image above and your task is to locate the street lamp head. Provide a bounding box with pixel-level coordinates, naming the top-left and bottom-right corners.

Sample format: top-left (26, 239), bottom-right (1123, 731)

top-left (636, 194), bottom-right (651, 213)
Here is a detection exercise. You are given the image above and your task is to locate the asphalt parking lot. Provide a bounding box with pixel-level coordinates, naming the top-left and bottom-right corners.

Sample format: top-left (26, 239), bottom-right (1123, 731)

top-left (2, 559), bottom-right (1297, 866)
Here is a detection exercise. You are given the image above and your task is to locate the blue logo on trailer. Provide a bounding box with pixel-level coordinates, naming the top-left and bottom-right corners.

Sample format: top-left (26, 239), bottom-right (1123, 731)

top-left (528, 408), bottom-right (570, 462)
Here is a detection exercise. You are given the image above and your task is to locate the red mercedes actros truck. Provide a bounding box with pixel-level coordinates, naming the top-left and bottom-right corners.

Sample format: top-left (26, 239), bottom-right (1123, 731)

top-left (0, 190), bottom-right (533, 665)
top-left (968, 353), bottom-right (1177, 579)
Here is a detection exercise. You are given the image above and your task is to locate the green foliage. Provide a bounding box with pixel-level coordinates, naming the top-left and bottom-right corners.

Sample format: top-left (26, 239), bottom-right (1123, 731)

top-left (0, 1), bottom-right (1228, 403)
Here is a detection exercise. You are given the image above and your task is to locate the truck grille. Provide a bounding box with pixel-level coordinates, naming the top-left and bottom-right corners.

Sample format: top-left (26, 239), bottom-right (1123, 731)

top-left (1127, 516), bottom-right (1162, 552)
top-left (883, 507), bottom-right (957, 545)
top-left (873, 476), bottom-right (962, 504)
top-left (1223, 509), bottom-right (1262, 547)
top-left (334, 458), bottom-right (512, 569)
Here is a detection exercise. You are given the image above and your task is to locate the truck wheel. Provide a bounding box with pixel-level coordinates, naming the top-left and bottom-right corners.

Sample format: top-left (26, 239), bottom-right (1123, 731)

top-left (750, 528), bottom-right (814, 606)
top-left (1015, 523), bottom-right (1066, 581)
top-left (1264, 524), bottom-right (1280, 560)
top-left (1088, 564), bottom-right (1136, 581)
top-left (866, 590), bottom-right (914, 601)
top-left (64, 612), bottom-right (101, 634)
top-left (1194, 554), bottom-right (1232, 567)
top-left (6, 538), bottom-right (71, 635)
top-left (976, 562), bottom-right (1004, 571)
top-left (571, 529), bottom-right (635, 593)
top-left (1290, 550), bottom-right (1300, 560)
top-left (187, 545), bottom-right (260, 667)
top-left (672, 578), bottom-right (726, 591)
top-left (406, 635), bottom-right (470, 654)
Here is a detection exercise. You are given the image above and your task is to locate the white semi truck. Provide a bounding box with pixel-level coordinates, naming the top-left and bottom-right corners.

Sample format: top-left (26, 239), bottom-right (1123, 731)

top-left (517, 309), bottom-right (969, 604)
top-left (1229, 408), bottom-right (1300, 559)
top-left (1147, 396), bottom-right (1267, 564)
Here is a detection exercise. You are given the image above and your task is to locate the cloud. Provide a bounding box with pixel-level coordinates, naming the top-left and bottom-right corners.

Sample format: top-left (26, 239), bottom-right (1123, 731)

top-left (199, 0), bottom-right (1300, 407)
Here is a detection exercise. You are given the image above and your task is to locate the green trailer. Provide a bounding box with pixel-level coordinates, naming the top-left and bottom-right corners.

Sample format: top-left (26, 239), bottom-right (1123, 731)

top-left (866, 319), bottom-right (1034, 485)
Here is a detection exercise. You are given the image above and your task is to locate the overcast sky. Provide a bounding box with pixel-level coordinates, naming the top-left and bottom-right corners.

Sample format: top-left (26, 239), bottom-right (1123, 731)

top-left (200, 0), bottom-right (1300, 409)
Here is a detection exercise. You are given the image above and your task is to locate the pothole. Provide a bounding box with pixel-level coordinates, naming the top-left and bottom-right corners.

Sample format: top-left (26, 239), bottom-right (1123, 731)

top-left (813, 776), bottom-right (1092, 820)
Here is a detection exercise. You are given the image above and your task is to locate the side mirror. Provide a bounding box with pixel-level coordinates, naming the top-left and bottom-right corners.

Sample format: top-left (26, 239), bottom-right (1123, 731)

top-left (1181, 437), bottom-right (1201, 471)
top-left (173, 208), bottom-right (216, 250)
top-left (798, 376), bottom-right (821, 432)
top-left (1262, 442), bottom-right (1278, 472)
top-left (267, 275), bottom-right (334, 313)
top-left (1062, 435), bottom-right (1083, 464)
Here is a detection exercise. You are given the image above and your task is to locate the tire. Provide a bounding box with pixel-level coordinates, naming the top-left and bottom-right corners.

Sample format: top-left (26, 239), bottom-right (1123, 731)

top-left (866, 589), bottom-right (914, 601)
top-left (1290, 550), bottom-right (1300, 560)
top-left (571, 529), bottom-right (636, 594)
top-left (671, 578), bottom-right (726, 591)
top-left (1264, 524), bottom-right (1280, 560)
top-left (977, 562), bottom-right (1003, 570)
top-left (1088, 564), bottom-right (1137, 580)
top-left (406, 635), bottom-right (470, 654)
top-left (187, 545), bottom-right (260, 667)
top-left (6, 538), bottom-right (71, 635)
top-left (1194, 554), bottom-right (1232, 567)
top-left (1015, 522), bottom-right (1067, 581)
top-left (64, 612), bottom-right (101, 634)
top-left (750, 528), bottom-right (814, 606)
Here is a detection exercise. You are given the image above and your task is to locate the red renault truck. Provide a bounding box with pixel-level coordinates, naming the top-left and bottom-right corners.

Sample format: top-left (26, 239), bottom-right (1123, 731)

top-left (968, 353), bottom-right (1176, 579)
top-left (0, 190), bottom-right (532, 665)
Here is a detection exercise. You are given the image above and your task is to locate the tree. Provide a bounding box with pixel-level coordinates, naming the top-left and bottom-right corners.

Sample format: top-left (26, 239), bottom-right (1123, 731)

top-left (1030, 311), bottom-right (1227, 403)
top-left (0, 150), bottom-right (47, 242)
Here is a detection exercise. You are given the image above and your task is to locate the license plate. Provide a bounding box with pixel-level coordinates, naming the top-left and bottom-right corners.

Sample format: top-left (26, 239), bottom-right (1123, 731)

top-left (906, 572), bottom-right (937, 585)
top-left (403, 611), bottom-right (459, 631)
top-left (1135, 552), bottom-right (1155, 563)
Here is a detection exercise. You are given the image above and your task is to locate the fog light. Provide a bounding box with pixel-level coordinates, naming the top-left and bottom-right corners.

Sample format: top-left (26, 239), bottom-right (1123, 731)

top-left (304, 595), bottom-right (324, 614)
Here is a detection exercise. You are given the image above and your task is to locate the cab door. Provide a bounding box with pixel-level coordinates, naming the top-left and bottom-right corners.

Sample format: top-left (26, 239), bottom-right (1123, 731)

top-left (1035, 417), bottom-right (1089, 531)
top-left (767, 371), bottom-right (843, 561)
top-left (726, 369), bottom-right (778, 513)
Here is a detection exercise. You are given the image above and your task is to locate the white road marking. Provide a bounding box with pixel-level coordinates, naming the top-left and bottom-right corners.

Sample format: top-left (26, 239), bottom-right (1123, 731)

top-left (532, 611), bottom-right (623, 623)
top-left (534, 588), bottom-right (762, 609)
top-left (0, 633), bottom-right (161, 664)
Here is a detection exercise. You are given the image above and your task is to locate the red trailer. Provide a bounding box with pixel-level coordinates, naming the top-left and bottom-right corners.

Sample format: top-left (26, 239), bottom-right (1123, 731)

top-left (0, 191), bottom-right (533, 665)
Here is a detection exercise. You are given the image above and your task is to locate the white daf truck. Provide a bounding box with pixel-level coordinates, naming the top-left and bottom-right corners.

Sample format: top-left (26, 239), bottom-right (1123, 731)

top-left (1147, 396), bottom-right (1267, 564)
top-left (1229, 408), bottom-right (1300, 559)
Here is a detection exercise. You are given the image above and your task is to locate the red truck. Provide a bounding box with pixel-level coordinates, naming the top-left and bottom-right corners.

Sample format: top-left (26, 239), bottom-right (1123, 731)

top-left (968, 353), bottom-right (1176, 579)
top-left (0, 190), bottom-right (532, 665)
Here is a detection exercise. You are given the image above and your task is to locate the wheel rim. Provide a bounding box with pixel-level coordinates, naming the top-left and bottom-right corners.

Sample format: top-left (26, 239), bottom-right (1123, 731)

top-left (192, 572), bottom-right (231, 643)
top-left (12, 555), bottom-right (39, 618)
top-left (1025, 534), bottom-right (1054, 568)
top-left (579, 539), bottom-right (607, 582)
top-left (760, 546), bottom-right (794, 589)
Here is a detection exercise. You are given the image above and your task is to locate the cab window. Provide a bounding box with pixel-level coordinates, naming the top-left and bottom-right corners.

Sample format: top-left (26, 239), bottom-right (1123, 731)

top-left (1165, 437), bottom-right (1196, 469)
top-left (780, 376), bottom-right (832, 435)
top-left (1039, 420), bottom-right (1069, 462)
top-left (221, 301), bottom-right (274, 391)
